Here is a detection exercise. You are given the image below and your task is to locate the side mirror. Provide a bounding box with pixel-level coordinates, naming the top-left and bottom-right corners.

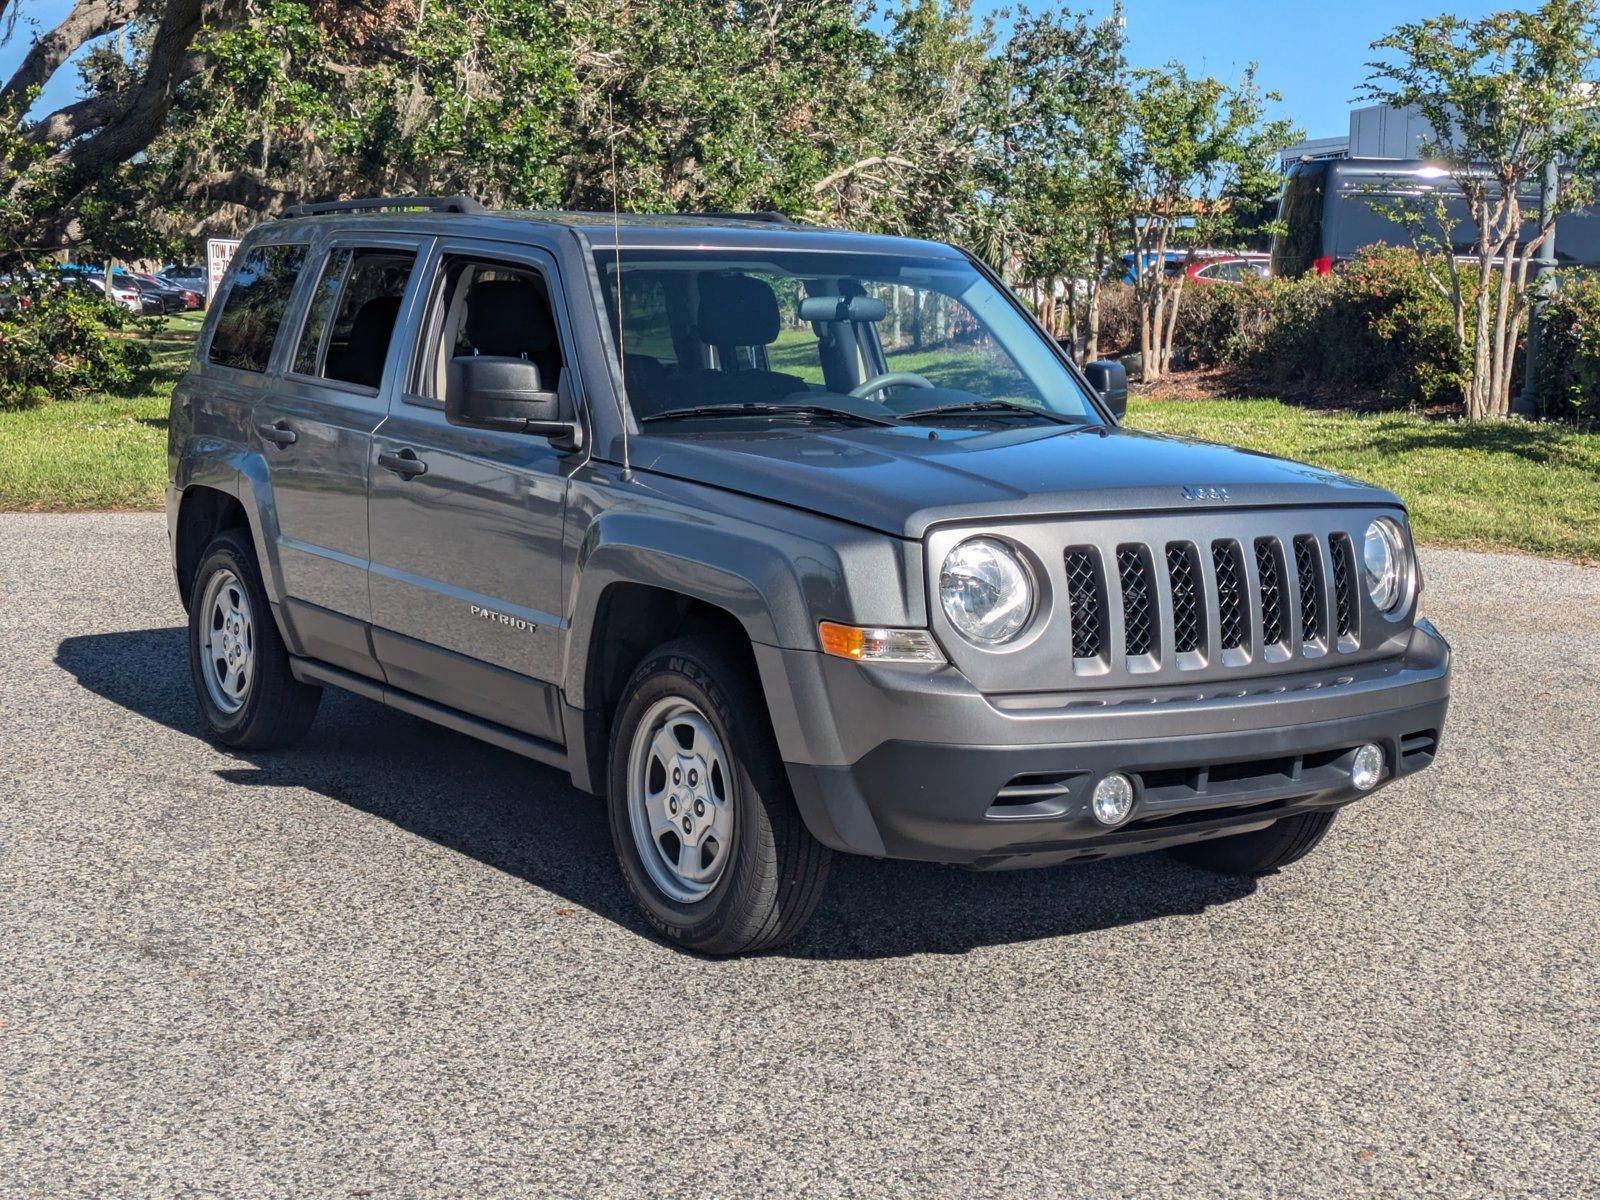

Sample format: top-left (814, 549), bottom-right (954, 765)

top-left (445, 356), bottom-right (579, 446)
top-left (1084, 359), bottom-right (1128, 421)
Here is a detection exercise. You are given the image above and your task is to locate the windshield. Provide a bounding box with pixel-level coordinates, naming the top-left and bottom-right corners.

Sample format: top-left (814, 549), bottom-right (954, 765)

top-left (593, 248), bottom-right (1103, 426)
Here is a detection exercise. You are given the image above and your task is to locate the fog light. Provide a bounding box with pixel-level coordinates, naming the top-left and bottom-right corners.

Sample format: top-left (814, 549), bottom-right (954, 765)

top-left (1351, 743), bottom-right (1384, 791)
top-left (1091, 774), bottom-right (1135, 826)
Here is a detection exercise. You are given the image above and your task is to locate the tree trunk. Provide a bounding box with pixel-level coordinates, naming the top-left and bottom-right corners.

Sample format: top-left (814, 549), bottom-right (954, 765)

top-left (1161, 276), bottom-right (1187, 377)
top-left (1084, 240), bottom-right (1106, 365)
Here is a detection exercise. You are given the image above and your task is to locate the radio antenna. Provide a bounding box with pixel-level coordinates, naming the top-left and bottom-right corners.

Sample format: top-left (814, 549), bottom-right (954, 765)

top-left (609, 94), bottom-right (633, 483)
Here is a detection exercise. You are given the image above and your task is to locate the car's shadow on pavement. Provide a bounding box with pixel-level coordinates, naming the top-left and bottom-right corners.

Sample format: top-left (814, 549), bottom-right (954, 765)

top-left (57, 628), bottom-right (1258, 960)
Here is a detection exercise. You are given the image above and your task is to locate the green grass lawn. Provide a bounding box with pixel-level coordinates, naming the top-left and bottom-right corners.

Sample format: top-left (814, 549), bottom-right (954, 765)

top-left (1131, 395), bottom-right (1600, 564)
top-left (2, 319), bottom-right (1596, 563)
top-left (0, 313), bottom-right (199, 511)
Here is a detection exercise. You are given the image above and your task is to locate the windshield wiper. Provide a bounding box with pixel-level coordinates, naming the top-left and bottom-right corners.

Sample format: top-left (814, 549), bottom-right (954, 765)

top-left (899, 399), bottom-right (1085, 426)
top-left (639, 402), bottom-right (900, 427)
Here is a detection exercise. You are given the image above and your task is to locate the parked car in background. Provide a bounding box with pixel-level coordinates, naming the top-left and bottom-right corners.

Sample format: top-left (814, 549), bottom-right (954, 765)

top-left (161, 263), bottom-right (205, 288)
top-left (57, 267), bottom-right (144, 311)
top-left (129, 272), bottom-right (187, 313)
top-left (155, 272), bottom-right (205, 310)
top-left (1186, 255), bottom-right (1271, 286)
top-left (114, 273), bottom-right (167, 315)
top-left (1119, 251), bottom-right (1190, 284)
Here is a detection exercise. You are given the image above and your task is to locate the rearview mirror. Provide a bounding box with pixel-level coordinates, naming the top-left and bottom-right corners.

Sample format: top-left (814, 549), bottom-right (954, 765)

top-left (445, 356), bottom-right (579, 447)
top-left (1084, 359), bottom-right (1128, 421)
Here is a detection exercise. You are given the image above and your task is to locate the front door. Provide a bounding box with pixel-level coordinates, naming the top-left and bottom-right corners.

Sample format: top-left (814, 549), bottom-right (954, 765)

top-left (367, 241), bottom-right (585, 744)
top-left (254, 235), bottom-right (426, 676)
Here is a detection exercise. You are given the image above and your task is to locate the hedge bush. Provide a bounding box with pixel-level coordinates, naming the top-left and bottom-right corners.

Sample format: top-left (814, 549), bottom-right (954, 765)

top-left (1534, 271), bottom-right (1600, 425)
top-left (0, 284), bottom-right (157, 410)
top-left (1171, 246), bottom-right (1468, 409)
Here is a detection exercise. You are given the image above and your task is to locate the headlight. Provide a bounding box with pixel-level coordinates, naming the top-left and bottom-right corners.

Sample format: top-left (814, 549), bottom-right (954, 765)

top-left (940, 537), bottom-right (1033, 645)
top-left (1362, 518), bottom-right (1409, 613)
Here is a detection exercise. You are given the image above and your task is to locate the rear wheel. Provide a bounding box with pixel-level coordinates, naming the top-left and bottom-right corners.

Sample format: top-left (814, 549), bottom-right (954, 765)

top-left (606, 637), bottom-right (831, 955)
top-left (187, 529), bottom-right (320, 750)
top-left (1167, 810), bottom-right (1337, 875)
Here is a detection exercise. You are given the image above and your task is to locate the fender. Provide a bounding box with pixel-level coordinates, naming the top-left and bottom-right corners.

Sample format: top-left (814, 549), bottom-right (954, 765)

top-left (171, 437), bottom-right (287, 608)
top-left (561, 509), bottom-right (806, 708)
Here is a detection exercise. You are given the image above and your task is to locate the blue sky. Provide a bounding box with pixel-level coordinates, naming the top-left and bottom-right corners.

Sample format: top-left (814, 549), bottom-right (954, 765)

top-left (5, 0), bottom-right (1503, 140)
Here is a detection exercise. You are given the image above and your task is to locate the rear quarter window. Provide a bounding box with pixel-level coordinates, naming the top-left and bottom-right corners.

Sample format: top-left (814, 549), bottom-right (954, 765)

top-left (208, 244), bottom-right (309, 372)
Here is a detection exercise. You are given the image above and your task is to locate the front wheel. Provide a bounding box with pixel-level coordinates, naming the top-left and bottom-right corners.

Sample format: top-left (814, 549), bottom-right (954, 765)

top-left (606, 638), bottom-right (831, 955)
top-left (1167, 810), bottom-right (1337, 875)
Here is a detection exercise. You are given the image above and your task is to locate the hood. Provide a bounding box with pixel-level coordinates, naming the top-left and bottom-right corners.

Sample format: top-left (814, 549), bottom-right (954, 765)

top-left (631, 422), bottom-right (1399, 539)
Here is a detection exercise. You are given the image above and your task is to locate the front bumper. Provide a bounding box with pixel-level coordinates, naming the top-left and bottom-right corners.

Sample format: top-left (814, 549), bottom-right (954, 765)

top-left (759, 621), bottom-right (1451, 868)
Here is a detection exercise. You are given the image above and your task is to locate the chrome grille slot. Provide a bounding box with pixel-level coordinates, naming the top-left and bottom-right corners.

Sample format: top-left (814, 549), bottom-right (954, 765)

top-left (1116, 544), bottom-right (1158, 658)
top-left (1064, 547), bottom-right (1107, 661)
top-left (1331, 533), bottom-right (1358, 641)
top-left (1211, 540), bottom-right (1248, 651)
top-left (1254, 537), bottom-right (1288, 648)
top-left (1166, 542), bottom-right (1204, 654)
top-left (1293, 534), bottom-right (1325, 645)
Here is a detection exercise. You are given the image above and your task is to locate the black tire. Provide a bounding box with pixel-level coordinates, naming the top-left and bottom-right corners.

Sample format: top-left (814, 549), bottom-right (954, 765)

top-left (606, 637), bottom-right (831, 955)
top-left (1167, 810), bottom-right (1338, 875)
top-left (187, 528), bottom-right (321, 750)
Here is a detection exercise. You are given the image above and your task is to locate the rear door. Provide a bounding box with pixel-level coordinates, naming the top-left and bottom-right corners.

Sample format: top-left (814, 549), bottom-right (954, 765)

top-left (254, 232), bottom-right (428, 676)
top-left (366, 238), bottom-right (587, 743)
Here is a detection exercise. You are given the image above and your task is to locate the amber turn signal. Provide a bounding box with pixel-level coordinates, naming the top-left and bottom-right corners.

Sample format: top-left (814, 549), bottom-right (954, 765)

top-left (818, 621), bottom-right (944, 664)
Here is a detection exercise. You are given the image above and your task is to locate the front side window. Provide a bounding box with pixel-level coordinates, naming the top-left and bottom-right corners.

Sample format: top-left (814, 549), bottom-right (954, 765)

top-left (415, 257), bottom-right (566, 401)
top-left (208, 244), bottom-right (309, 372)
top-left (594, 248), bottom-right (1102, 428)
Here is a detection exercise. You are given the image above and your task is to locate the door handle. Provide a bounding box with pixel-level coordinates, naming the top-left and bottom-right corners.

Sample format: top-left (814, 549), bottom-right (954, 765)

top-left (257, 420), bottom-right (297, 447)
top-left (378, 448), bottom-right (428, 479)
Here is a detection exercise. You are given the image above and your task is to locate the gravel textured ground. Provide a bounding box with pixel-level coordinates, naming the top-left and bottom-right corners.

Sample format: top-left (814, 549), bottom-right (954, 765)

top-left (1, 513), bottom-right (1596, 1199)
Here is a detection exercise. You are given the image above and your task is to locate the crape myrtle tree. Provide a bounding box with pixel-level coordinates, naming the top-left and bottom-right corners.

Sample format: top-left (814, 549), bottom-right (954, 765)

top-left (1119, 63), bottom-right (1294, 384)
top-left (987, 5), bottom-right (1129, 357)
top-left (1364, 0), bottom-right (1600, 420)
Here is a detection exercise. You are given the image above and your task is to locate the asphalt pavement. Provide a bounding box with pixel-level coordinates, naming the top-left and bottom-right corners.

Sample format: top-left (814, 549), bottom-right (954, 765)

top-left (1, 513), bottom-right (1596, 1198)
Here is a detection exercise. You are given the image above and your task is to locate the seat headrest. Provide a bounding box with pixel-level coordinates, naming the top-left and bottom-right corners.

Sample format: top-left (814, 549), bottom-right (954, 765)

top-left (464, 278), bottom-right (555, 358)
top-left (695, 274), bottom-right (780, 347)
top-left (350, 294), bottom-right (402, 341)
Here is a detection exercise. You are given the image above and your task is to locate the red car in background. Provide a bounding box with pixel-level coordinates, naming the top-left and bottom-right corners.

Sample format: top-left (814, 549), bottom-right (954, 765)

top-left (1186, 254), bottom-right (1272, 285)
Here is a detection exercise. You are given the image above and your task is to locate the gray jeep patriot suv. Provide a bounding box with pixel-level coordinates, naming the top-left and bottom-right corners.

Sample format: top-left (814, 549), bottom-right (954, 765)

top-left (168, 197), bottom-right (1451, 953)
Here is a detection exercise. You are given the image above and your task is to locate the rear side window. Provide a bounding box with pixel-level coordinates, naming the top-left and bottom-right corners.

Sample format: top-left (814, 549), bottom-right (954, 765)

top-left (208, 244), bottom-right (309, 372)
top-left (292, 249), bottom-right (415, 390)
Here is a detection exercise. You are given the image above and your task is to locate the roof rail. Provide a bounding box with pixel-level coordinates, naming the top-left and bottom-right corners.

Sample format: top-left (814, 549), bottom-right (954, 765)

top-left (281, 195), bottom-right (487, 219)
top-left (696, 211), bottom-right (803, 225)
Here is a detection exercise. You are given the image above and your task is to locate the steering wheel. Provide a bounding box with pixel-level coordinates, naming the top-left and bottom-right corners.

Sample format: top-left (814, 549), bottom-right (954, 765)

top-left (850, 371), bottom-right (935, 399)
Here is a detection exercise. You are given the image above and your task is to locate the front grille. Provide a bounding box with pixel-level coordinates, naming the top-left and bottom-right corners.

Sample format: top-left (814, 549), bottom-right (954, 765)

top-left (1047, 528), bottom-right (1373, 675)
top-left (1116, 544), bottom-right (1158, 656)
top-left (1331, 534), bottom-right (1358, 640)
top-left (1255, 538), bottom-right (1288, 647)
top-left (1293, 534), bottom-right (1324, 644)
top-left (1212, 540), bottom-right (1248, 650)
top-left (1166, 542), bottom-right (1204, 653)
top-left (1064, 547), bottom-right (1105, 659)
